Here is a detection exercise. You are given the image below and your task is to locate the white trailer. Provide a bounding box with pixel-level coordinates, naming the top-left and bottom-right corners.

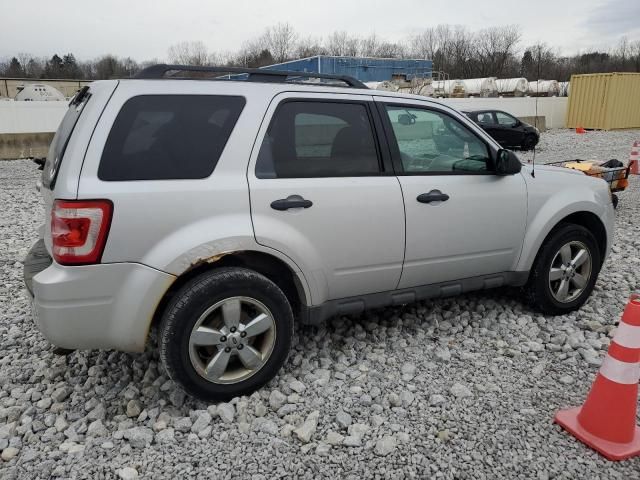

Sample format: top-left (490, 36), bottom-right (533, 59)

top-left (433, 79), bottom-right (466, 98)
top-left (496, 78), bottom-right (529, 97)
top-left (460, 77), bottom-right (498, 97)
top-left (527, 80), bottom-right (560, 97)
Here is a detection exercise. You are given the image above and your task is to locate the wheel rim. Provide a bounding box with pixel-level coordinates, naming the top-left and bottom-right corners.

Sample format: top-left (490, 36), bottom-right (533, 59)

top-left (188, 296), bottom-right (276, 384)
top-left (548, 241), bottom-right (592, 303)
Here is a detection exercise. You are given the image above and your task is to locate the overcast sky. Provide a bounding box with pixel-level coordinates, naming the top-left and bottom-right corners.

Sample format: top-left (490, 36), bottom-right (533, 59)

top-left (1, 0), bottom-right (638, 61)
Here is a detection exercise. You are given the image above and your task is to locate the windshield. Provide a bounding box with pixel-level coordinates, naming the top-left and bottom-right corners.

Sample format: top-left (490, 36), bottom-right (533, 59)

top-left (42, 87), bottom-right (91, 189)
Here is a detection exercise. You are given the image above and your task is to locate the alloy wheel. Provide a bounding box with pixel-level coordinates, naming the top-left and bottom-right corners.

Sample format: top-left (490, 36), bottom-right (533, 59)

top-left (188, 296), bottom-right (276, 384)
top-left (548, 241), bottom-right (592, 303)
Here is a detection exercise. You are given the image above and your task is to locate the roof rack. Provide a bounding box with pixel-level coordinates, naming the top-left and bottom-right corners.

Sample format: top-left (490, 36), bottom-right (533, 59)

top-left (134, 64), bottom-right (368, 89)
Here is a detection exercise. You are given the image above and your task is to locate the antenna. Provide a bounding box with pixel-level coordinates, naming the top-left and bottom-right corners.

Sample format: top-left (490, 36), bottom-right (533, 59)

top-left (531, 45), bottom-right (542, 178)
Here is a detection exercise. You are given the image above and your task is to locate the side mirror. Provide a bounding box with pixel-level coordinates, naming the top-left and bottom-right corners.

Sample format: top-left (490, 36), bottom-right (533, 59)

top-left (495, 149), bottom-right (522, 175)
top-left (398, 113), bottom-right (416, 126)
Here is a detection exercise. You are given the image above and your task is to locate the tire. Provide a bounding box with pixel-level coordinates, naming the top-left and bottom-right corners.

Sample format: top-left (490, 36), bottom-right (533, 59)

top-left (521, 134), bottom-right (538, 151)
top-left (159, 267), bottom-right (294, 402)
top-left (524, 223), bottom-right (601, 315)
top-left (612, 193), bottom-right (619, 209)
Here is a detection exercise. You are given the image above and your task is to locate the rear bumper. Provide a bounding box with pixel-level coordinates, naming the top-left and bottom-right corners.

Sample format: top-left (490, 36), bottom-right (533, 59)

top-left (27, 254), bottom-right (175, 352)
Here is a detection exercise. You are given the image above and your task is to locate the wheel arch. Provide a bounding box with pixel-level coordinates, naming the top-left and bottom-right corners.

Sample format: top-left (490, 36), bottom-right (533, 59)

top-left (518, 209), bottom-right (607, 274)
top-left (150, 250), bottom-right (310, 332)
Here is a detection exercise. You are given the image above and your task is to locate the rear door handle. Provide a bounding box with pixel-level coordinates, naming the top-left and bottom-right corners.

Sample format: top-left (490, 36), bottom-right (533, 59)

top-left (417, 190), bottom-right (450, 204)
top-left (271, 195), bottom-right (313, 211)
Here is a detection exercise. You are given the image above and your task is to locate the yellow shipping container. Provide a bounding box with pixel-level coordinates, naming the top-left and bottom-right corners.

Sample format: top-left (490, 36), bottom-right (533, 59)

top-left (566, 73), bottom-right (640, 130)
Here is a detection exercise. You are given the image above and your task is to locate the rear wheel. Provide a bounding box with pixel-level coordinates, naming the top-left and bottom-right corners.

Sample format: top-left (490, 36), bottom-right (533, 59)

top-left (524, 224), bottom-right (601, 315)
top-left (159, 267), bottom-right (294, 402)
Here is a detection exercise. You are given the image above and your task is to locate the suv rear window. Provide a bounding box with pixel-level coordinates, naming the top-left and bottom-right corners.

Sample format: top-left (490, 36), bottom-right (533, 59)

top-left (256, 101), bottom-right (381, 178)
top-left (98, 95), bottom-right (245, 181)
top-left (42, 87), bottom-right (91, 189)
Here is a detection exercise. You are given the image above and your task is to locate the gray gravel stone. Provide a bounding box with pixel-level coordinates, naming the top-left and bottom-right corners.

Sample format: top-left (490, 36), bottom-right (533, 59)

top-left (450, 382), bottom-right (473, 399)
top-left (293, 410), bottom-right (319, 443)
top-left (1, 447), bottom-right (19, 462)
top-left (374, 435), bottom-right (397, 456)
top-left (118, 467), bottom-right (139, 480)
top-left (190, 411), bottom-right (212, 434)
top-left (335, 411), bottom-right (352, 429)
top-left (268, 390), bottom-right (287, 410)
top-left (217, 403), bottom-right (235, 423)
top-left (126, 400), bottom-right (141, 418)
top-left (155, 428), bottom-right (175, 444)
top-left (51, 387), bottom-right (72, 403)
top-left (123, 427), bottom-right (154, 448)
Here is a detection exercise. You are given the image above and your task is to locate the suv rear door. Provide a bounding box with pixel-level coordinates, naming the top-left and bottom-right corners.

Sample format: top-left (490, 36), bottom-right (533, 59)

top-left (248, 92), bottom-right (405, 304)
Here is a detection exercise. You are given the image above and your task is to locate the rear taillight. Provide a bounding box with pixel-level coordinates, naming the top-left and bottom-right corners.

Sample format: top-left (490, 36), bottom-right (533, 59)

top-left (51, 199), bottom-right (113, 265)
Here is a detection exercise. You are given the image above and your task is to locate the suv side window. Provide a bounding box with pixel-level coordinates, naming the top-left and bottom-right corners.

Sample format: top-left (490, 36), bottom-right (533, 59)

top-left (384, 105), bottom-right (491, 174)
top-left (99, 95), bottom-right (245, 181)
top-left (495, 111), bottom-right (518, 127)
top-left (256, 101), bottom-right (381, 178)
top-left (476, 112), bottom-right (495, 125)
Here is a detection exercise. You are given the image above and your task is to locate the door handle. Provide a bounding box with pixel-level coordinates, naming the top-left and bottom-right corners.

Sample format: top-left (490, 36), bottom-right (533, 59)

top-left (270, 195), bottom-right (313, 211)
top-left (417, 190), bottom-right (449, 204)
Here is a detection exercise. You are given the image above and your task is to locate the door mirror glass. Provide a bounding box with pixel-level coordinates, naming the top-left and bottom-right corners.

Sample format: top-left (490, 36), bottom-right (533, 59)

top-left (495, 149), bottom-right (522, 175)
top-left (398, 113), bottom-right (416, 126)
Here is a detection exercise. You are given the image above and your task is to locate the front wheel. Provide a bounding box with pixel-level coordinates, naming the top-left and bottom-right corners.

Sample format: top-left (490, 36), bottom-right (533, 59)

top-left (521, 134), bottom-right (538, 151)
top-left (524, 224), bottom-right (601, 315)
top-left (159, 267), bottom-right (294, 402)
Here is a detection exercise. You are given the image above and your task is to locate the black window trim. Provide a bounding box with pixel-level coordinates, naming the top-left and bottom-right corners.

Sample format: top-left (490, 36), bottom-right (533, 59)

top-left (375, 101), bottom-right (499, 176)
top-left (98, 93), bottom-right (247, 182)
top-left (255, 97), bottom-right (394, 179)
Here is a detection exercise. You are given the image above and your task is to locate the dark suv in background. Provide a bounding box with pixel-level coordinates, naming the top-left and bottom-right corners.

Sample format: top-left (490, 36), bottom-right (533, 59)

top-left (464, 109), bottom-right (540, 151)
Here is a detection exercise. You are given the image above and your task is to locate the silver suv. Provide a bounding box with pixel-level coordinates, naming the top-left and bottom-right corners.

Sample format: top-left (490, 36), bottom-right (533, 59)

top-left (24, 65), bottom-right (615, 401)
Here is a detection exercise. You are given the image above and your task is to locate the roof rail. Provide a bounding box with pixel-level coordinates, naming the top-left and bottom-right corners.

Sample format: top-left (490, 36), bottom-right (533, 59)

top-left (134, 64), bottom-right (368, 89)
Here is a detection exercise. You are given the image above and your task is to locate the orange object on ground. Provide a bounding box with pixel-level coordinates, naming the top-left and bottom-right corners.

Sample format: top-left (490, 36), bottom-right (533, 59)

top-left (554, 294), bottom-right (640, 461)
top-left (576, 126), bottom-right (586, 134)
top-left (629, 141), bottom-right (639, 175)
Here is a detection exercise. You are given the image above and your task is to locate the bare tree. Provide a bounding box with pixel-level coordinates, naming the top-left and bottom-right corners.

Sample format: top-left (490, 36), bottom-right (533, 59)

top-left (474, 25), bottom-right (521, 77)
top-left (296, 36), bottom-right (325, 58)
top-left (263, 23), bottom-right (297, 63)
top-left (167, 41), bottom-right (209, 66)
top-left (409, 28), bottom-right (438, 60)
top-left (325, 31), bottom-right (359, 57)
top-left (359, 34), bottom-right (380, 57)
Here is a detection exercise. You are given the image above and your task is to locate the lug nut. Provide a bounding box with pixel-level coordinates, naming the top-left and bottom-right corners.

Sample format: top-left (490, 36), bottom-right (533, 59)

top-left (224, 347), bottom-right (231, 353)
top-left (220, 336), bottom-right (227, 343)
top-left (240, 331), bottom-right (247, 338)
top-left (237, 344), bottom-right (244, 350)
top-left (230, 327), bottom-right (237, 333)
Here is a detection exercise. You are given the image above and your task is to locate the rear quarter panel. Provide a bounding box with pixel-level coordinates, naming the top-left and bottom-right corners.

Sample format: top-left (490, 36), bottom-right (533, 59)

top-left (77, 81), bottom-right (281, 274)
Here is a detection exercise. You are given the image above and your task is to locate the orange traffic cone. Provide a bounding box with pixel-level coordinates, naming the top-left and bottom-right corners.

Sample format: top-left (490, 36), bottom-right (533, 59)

top-left (629, 141), bottom-right (639, 175)
top-left (554, 294), bottom-right (640, 461)
top-left (576, 126), bottom-right (586, 134)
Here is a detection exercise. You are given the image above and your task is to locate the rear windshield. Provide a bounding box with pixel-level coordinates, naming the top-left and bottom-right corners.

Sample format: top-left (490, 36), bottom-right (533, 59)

top-left (98, 95), bottom-right (245, 181)
top-left (42, 88), bottom-right (91, 189)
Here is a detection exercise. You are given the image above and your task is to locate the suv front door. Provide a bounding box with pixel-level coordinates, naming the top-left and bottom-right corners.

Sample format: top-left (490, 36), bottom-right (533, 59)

top-left (376, 98), bottom-right (527, 289)
top-left (248, 93), bottom-right (405, 304)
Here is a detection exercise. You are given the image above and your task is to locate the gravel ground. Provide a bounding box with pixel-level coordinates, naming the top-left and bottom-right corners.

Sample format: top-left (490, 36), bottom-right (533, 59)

top-left (1, 129), bottom-right (640, 479)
